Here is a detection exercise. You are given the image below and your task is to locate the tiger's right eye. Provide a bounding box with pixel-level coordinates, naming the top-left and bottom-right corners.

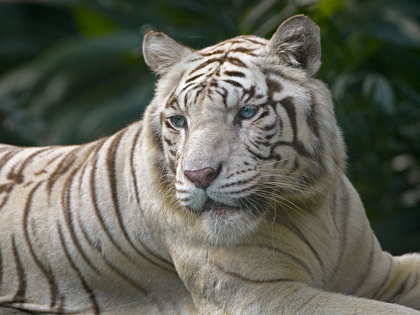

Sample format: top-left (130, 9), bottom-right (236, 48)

top-left (238, 106), bottom-right (258, 120)
top-left (170, 115), bottom-right (187, 128)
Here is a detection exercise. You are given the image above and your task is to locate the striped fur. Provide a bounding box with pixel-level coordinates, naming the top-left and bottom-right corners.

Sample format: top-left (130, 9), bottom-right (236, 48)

top-left (0, 15), bottom-right (419, 314)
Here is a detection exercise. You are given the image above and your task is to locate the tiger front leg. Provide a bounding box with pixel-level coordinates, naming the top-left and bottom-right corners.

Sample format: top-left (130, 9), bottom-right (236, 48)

top-left (372, 253), bottom-right (420, 310)
top-left (171, 246), bottom-right (420, 315)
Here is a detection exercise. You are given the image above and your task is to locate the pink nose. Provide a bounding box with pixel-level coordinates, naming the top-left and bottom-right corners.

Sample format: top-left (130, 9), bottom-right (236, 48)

top-left (184, 166), bottom-right (221, 189)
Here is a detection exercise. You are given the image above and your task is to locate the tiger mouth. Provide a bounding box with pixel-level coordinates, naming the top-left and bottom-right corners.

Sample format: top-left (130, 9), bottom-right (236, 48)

top-left (203, 199), bottom-right (240, 215)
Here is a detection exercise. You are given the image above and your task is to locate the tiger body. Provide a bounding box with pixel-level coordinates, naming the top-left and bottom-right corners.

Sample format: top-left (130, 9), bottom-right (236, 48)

top-left (0, 15), bottom-right (419, 314)
top-left (0, 129), bottom-right (197, 314)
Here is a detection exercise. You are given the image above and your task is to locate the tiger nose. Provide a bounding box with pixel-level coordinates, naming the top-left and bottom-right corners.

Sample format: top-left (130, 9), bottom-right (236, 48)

top-left (184, 165), bottom-right (221, 189)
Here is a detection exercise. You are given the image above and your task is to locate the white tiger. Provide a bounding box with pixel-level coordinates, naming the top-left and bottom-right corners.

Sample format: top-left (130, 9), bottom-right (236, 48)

top-left (0, 15), bottom-right (419, 315)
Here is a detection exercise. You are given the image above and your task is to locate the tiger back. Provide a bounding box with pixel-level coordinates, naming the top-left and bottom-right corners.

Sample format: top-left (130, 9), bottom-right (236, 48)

top-left (0, 15), bottom-right (420, 315)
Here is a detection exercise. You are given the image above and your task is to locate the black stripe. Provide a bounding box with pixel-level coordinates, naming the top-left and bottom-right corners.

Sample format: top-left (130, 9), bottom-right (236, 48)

top-left (130, 126), bottom-right (143, 205)
top-left (164, 120), bottom-right (179, 132)
top-left (62, 167), bottom-right (100, 274)
top-left (257, 110), bottom-right (270, 122)
top-left (0, 183), bottom-right (14, 210)
top-left (150, 112), bottom-right (163, 153)
top-left (295, 292), bottom-right (321, 313)
top-left (89, 138), bottom-right (135, 262)
top-left (245, 144), bottom-right (271, 161)
top-left (348, 233), bottom-right (375, 295)
top-left (242, 85), bottom-right (256, 103)
top-left (372, 254), bottom-right (393, 299)
top-left (199, 49), bottom-right (225, 56)
top-left (185, 72), bottom-right (206, 83)
top-left (43, 151), bottom-right (67, 169)
top-left (226, 57), bottom-right (247, 68)
top-left (23, 181), bottom-right (61, 308)
top-left (12, 235), bottom-right (26, 302)
top-left (12, 147), bottom-right (52, 183)
top-left (219, 174), bottom-right (258, 189)
top-left (168, 156), bottom-right (176, 175)
top-left (273, 140), bottom-right (312, 158)
top-left (215, 87), bottom-right (228, 107)
top-left (243, 37), bottom-right (266, 45)
top-left (329, 189), bottom-right (338, 224)
top-left (224, 71), bottom-right (245, 78)
top-left (265, 75), bottom-right (283, 96)
top-left (0, 146), bottom-right (12, 154)
top-left (165, 101), bottom-right (179, 111)
top-left (213, 39), bottom-right (248, 47)
top-left (223, 79), bottom-right (243, 88)
top-left (0, 243), bottom-right (3, 289)
top-left (57, 223), bottom-right (100, 315)
top-left (76, 218), bottom-right (149, 295)
top-left (102, 255), bottom-right (148, 295)
top-left (223, 183), bottom-right (259, 195)
top-left (179, 82), bottom-right (196, 94)
top-left (276, 220), bottom-right (324, 271)
top-left (327, 180), bottom-right (351, 283)
top-left (230, 47), bottom-right (257, 55)
top-left (280, 97), bottom-right (299, 143)
top-left (189, 58), bottom-right (221, 76)
top-left (162, 137), bottom-right (173, 146)
top-left (226, 168), bottom-right (254, 180)
top-left (254, 139), bottom-right (271, 147)
top-left (212, 261), bottom-right (297, 284)
top-left (34, 170), bottom-right (47, 176)
top-left (307, 92), bottom-right (320, 138)
top-left (77, 159), bottom-right (90, 195)
top-left (107, 130), bottom-right (175, 272)
top-left (263, 67), bottom-right (303, 84)
top-left (399, 273), bottom-right (420, 301)
top-left (235, 243), bottom-right (314, 282)
top-left (47, 147), bottom-right (81, 196)
top-left (0, 149), bottom-right (21, 172)
top-left (388, 273), bottom-right (412, 303)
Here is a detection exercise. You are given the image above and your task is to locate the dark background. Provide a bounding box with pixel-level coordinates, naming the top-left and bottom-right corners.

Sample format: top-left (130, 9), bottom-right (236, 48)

top-left (0, 0), bottom-right (419, 254)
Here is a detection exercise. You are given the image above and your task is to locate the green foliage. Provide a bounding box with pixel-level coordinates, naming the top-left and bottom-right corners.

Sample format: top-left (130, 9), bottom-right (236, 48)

top-left (0, 0), bottom-right (419, 254)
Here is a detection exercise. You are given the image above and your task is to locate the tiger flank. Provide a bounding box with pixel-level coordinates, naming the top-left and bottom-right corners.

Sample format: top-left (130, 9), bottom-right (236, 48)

top-left (0, 14), bottom-right (419, 315)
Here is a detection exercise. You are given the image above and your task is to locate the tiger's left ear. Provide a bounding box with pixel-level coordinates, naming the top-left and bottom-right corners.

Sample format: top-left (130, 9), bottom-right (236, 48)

top-left (143, 31), bottom-right (194, 76)
top-left (267, 15), bottom-right (321, 76)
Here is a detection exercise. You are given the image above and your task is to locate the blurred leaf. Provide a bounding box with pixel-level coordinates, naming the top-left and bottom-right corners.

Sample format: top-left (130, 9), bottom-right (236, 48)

top-left (362, 74), bottom-right (395, 114)
top-left (315, 0), bottom-right (344, 19)
top-left (72, 6), bottom-right (119, 37)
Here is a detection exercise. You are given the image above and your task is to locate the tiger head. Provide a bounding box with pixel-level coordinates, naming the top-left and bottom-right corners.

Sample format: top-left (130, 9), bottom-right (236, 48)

top-left (143, 15), bottom-right (346, 245)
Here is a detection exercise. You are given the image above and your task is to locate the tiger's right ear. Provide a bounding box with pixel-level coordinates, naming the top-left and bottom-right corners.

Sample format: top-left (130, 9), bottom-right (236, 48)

top-left (143, 31), bottom-right (194, 76)
top-left (267, 15), bottom-right (321, 76)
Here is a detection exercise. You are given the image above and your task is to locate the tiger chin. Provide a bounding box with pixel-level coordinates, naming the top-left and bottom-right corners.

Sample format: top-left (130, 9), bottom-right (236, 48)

top-left (1, 14), bottom-right (420, 315)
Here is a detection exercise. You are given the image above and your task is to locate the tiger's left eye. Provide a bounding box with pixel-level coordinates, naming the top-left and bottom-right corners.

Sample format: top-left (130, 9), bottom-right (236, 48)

top-left (238, 106), bottom-right (258, 119)
top-left (170, 115), bottom-right (187, 128)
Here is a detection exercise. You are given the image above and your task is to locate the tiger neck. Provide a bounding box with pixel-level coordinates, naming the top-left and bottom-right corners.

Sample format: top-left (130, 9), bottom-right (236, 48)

top-left (74, 122), bottom-right (158, 260)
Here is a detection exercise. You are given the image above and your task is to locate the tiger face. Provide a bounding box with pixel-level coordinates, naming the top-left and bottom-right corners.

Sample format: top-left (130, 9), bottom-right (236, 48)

top-left (144, 16), bottom-right (345, 245)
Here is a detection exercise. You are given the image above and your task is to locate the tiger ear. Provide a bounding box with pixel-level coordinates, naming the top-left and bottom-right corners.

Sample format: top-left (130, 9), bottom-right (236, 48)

top-left (267, 15), bottom-right (321, 76)
top-left (143, 31), bottom-right (194, 75)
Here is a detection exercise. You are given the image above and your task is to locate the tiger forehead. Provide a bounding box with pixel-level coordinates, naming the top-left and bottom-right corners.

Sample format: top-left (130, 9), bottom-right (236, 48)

top-left (193, 36), bottom-right (267, 72)
top-left (168, 70), bottom-right (266, 112)
top-left (198, 36), bottom-right (268, 55)
top-left (165, 37), bottom-right (269, 111)
top-left (187, 36), bottom-right (268, 80)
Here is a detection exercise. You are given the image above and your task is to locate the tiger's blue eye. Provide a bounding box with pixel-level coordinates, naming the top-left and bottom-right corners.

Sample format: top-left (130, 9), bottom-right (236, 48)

top-left (170, 115), bottom-right (187, 128)
top-left (238, 106), bottom-right (258, 119)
